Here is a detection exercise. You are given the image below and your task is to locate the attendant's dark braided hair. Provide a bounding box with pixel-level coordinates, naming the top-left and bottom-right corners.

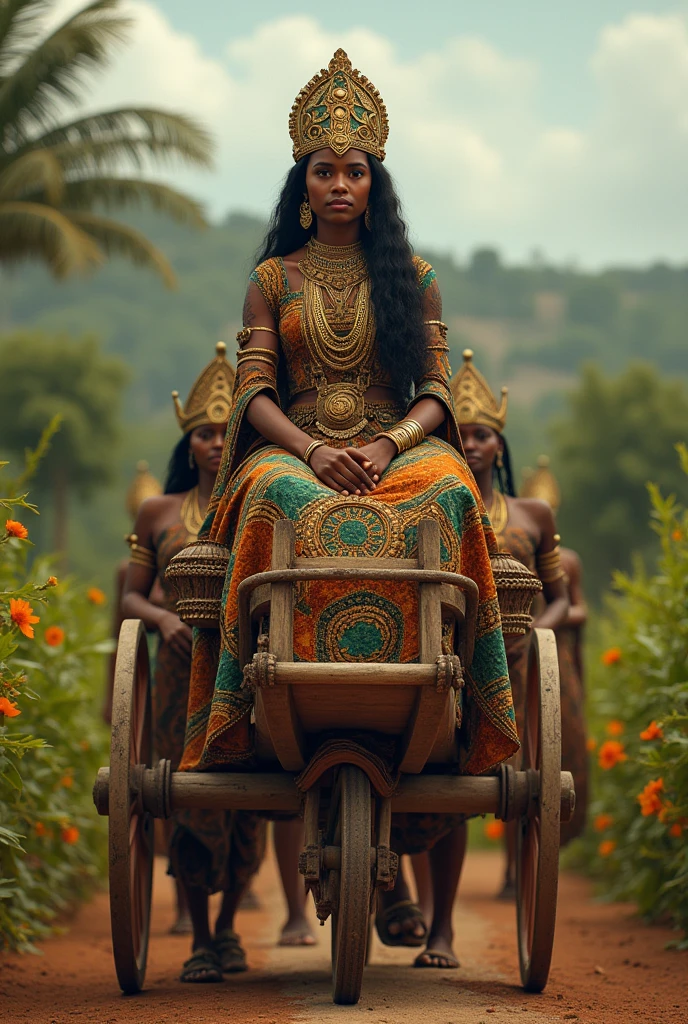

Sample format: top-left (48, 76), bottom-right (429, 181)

top-left (495, 435), bottom-right (516, 497)
top-left (164, 433), bottom-right (198, 494)
top-left (256, 155), bottom-right (428, 401)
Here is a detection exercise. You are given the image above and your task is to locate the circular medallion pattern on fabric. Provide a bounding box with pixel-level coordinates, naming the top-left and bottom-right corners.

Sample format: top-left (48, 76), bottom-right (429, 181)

top-left (300, 497), bottom-right (404, 558)
top-left (315, 591), bottom-right (405, 663)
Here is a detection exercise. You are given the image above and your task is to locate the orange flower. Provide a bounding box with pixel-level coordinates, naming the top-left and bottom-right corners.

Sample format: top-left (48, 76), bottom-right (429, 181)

top-left (672, 529), bottom-right (682, 542)
top-left (61, 826), bottom-right (79, 845)
top-left (34, 821), bottom-right (48, 837)
top-left (598, 740), bottom-right (627, 770)
top-left (9, 598), bottom-right (39, 638)
top-left (640, 721), bottom-right (663, 741)
top-left (0, 696), bottom-right (21, 717)
top-left (59, 774), bottom-right (73, 789)
top-left (606, 720), bottom-right (625, 737)
top-left (79, 739), bottom-right (90, 752)
top-left (586, 737), bottom-right (597, 752)
top-left (5, 519), bottom-right (28, 539)
top-left (44, 625), bottom-right (65, 647)
top-left (598, 840), bottom-right (616, 857)
top-left (484, 820), bottom-right (505, 841)
top-left (87, 587), bottom-right (106, 606)
top-left (594, 813), bottom-right (614, 832)
top-left (637, 778), bottom-right (664, 817)
top-left (601, 647), bottom-right (622, 666)
top-left (46, 576), bottom-right (58, 588)
top-left (669, 823), bottom-right (683, 838)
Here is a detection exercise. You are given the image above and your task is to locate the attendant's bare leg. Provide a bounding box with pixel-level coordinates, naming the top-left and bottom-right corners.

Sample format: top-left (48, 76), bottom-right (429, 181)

top-left (214, 888), bottom-right (243, 934)
top-left (498, 822), bottom-right (517, 899)
top-left (164, 820), bottom-right (192, 934)
top-left (415, 822), bottom-right (466, 967)
top-left (410, 852), bottom-right (433, 923)
top-left (273, 819), bottom-right (315, 945)
top-left (378, 856), bottom-right (427, 942)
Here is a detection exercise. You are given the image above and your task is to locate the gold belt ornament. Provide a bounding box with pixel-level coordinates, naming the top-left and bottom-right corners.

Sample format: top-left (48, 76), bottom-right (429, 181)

top-left (315, 380), bottom-right (369, 439)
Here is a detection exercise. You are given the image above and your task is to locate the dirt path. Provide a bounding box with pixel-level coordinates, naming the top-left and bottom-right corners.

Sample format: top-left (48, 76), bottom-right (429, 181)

top-left (2, 849), bottom-right (685, 1024)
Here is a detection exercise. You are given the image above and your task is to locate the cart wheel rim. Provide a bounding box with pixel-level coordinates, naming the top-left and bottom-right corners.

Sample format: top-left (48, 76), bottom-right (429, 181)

top-left (109, 619), bottom-right (154, 994)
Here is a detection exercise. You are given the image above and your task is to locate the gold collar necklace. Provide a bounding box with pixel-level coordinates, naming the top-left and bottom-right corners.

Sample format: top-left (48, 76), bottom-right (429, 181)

top-left (488, 490), bottom-right (509, 540)
top-left (299, 237), bottom-right (368, 291)
top-left (180, 486), bottom-right (206, 538)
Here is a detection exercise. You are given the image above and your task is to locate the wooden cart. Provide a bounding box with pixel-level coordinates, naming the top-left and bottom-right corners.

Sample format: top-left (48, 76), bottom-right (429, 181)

top-left (93, 519), bottom-right (574, 1005)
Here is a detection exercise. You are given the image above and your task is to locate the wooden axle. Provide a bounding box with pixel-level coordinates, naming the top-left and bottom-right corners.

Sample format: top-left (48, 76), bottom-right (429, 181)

top-left (93, 763), bottom-right (575, 822)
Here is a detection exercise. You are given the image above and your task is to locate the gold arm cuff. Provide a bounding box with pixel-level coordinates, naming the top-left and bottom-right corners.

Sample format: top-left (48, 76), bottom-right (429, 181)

top-left (373, 417), bottom-right (425, 454)
top-left (536, 545), bottom-right (566, 584)
top-left (126, 534), bottom-right (156, 569)
top-left (237, 325), bottom-right (279, 347)
top-left (424, 319), bottom-right (448, 339)
top-left (236, 353), bottom-right (279, 368)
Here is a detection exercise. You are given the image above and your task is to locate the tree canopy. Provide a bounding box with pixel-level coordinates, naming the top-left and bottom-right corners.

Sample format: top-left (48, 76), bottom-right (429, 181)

top-left (0, 0), bottom-right (213, 284)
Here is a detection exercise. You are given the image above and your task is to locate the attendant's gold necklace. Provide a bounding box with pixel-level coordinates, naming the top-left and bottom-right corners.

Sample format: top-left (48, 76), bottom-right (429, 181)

top-left (488, 489), bottom-right (509, 540)
top-left (180, 486), bottom-right (205, 538)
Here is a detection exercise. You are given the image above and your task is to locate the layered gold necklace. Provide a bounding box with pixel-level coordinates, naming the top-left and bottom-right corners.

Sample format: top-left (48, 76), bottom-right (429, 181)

top-left (488, 490), bottom-right (509, 542)
top-left (299, 238), bottom-right (376, 440)
top-left (180, 486), bottom-right (205, 537)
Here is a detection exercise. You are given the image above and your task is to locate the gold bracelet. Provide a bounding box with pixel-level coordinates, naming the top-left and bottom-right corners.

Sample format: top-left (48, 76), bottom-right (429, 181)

top-left (236, 352), bottom-right (278, 368)
top-left (424, 319), bottom-right (448, 339)
top-left (236, 345), bottom-right (278, 359)
top-left (303, 439), bottom-right (326, 465)
top-left (536, 545), bottom-right (566, 583)
top-left (374, 417), bottom-right (425, 454)
top-left (236, 325), bottom-right (279, 346)
top-left (126, 533), bottom-right (156, 568)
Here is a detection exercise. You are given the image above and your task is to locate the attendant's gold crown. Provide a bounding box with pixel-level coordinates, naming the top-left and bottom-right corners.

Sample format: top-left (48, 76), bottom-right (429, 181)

top-left (172, 342), bottom-right (235, 434)
top-left (521, 456), bottom-right (561, 511)
top-left (289, 49), bottom-right (389, 163)
top-left (451, 349), bottom-right (508, 433)
top-left (125, 461), bottom-right (162, 520)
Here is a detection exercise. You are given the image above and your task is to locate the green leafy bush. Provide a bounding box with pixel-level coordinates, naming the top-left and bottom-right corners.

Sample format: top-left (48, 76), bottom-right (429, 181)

top-left (573, 445), bottom-right (688, 945)
top-left (0, 449), bottom-right (111, 951)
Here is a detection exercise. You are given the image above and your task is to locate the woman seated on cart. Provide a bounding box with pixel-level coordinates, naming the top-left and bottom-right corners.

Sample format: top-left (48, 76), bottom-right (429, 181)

top-left (179, 50), bottom-right (520, 974)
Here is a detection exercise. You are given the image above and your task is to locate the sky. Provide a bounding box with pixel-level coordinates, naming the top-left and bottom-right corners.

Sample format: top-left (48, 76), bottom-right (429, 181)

top-left (49, 1), bottom-right (688, 266)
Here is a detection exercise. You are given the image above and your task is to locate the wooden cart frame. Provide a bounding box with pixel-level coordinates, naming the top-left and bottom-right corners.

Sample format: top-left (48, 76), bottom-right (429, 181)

top-left (93, 519), bottom-right (574, 1005)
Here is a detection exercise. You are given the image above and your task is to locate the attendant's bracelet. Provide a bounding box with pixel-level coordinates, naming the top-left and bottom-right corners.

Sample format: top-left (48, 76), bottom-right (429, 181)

top-left (373, 418), bottom-right (425, 454)
top-left (536, 538), bottom-right (566, 584)
top-left (302, 439), bottom-right (327, 466)
top-left (126, 533), bottom-right (156, 569)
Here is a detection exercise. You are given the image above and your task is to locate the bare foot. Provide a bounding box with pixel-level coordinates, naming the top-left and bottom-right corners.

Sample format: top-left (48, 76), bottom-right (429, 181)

top-left (278, 915), bottom-right (316, 947)
top-left (414, 932), bottom-right (459, 969)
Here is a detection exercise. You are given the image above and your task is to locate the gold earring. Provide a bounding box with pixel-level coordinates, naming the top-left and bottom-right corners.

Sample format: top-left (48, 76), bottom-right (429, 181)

top-left (299, 196), bottom-right (312, 230)
top-left (496, 451), bottom-right (504, 469)
top-left (364, 205), bottom-right (372, 230)
top-left (188, 448), bottom-right (195, 470)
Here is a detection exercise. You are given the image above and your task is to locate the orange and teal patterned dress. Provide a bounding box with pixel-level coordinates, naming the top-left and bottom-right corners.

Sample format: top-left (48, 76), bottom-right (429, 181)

top-left (180, 256), bottom-right (519, 806)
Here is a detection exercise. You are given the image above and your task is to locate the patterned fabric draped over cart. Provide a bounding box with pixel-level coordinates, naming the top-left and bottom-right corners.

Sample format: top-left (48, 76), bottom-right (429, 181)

top-left (180, 256), bottom-right (519, 777)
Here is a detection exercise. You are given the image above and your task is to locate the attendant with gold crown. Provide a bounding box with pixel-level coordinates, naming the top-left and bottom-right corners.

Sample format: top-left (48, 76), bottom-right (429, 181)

top-left (122, 345), bottom-right (266, 982)
top-left (450, 350), bottom-right (570, 897)
top-left (180, 51), bottom-right (519, 974)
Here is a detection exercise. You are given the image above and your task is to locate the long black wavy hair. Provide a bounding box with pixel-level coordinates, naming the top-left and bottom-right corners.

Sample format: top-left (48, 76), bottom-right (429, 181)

top-left (255, 155), bottom-right (428, 399)
top-left (165, 433), bottom-right (198, 494)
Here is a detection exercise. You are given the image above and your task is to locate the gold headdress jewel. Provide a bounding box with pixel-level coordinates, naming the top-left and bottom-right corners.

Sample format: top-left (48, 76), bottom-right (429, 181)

top-left (289, 49), bottom-right (389, 163)
top-left (172, 342), bottom-right (235, 434)
top-left (450, 349), bottom-right (508, 433)
top-left (125, 460), bottom-right (162, 520)
top-left (521, 456), bottom-right (561, 512)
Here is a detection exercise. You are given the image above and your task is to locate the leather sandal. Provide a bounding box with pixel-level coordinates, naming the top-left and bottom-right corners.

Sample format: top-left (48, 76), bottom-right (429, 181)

top-left (180, 946), bottom-right (223, 983)
top-left (375, 899), bottom-right (427, 947)
top-left (214, 928), bottom-right (248, 973)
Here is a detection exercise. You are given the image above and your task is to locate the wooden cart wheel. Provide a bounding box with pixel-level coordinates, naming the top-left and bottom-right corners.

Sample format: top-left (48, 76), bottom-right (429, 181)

top-left (109, 619), bottom-right (154, 995)
top-left (516, 627), bottom-right (561, 993)
top-left (330, 766), bottom-right (372, 1005)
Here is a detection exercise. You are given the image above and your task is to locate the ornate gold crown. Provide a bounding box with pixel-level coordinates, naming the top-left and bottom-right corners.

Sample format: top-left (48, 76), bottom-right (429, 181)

top-left (172, 342), bottom-right (235, 434)
top-left (521, 456), bottom-right (561, 511)
top-left (289, 49), bottom-right (389, 163)
top-left (125, 460), bottom-right (162, 520)
top-left (450, 349), bottom-right (508, 433)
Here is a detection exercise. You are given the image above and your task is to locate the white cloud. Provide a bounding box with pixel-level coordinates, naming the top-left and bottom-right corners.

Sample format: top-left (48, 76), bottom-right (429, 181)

top-left (39, 5), bottom-right (688, 264)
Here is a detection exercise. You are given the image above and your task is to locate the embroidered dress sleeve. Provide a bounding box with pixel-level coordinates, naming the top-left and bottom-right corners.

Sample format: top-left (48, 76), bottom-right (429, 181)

top-left (407, 255), bottom-right (463, 452)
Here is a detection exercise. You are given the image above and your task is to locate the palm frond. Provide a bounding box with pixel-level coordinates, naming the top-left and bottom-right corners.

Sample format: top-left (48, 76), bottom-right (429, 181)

top-left (0, 1), bottom-right (47, 63)
top-left (67, 209), bottom-right (177, 288)
top-left (44, 177), bottom-right (206, 227)
top-left (0, 146), bottom-right (63, 201)
top-left (0, 199), bottom-right (103, 276)
top-left (0, 0), bottom-right (131, 140)
top-left (14, 107), bottom-right (214, 169)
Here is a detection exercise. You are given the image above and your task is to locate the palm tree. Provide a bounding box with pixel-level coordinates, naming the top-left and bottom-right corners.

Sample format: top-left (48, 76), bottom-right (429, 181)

top-left (0, 0), bottom-right (213, 286)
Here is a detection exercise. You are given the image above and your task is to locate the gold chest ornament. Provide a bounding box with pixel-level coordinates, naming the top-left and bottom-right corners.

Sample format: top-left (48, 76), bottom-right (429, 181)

top-left (299, 238), bottom-right (375, 440)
